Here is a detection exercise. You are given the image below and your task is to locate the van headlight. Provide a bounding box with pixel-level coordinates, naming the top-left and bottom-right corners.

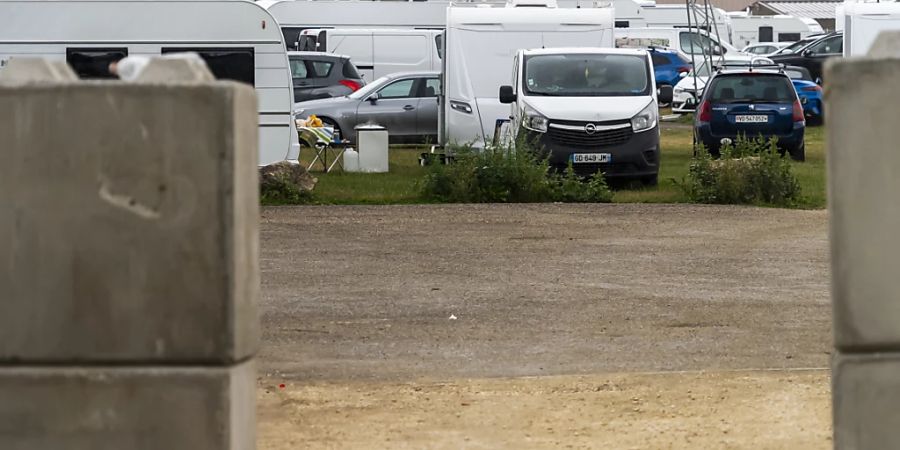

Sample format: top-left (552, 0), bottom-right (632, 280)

top-left (523, 106), bottom-right (548, 133)
top-left (631, 102), bottom-right (658, 133)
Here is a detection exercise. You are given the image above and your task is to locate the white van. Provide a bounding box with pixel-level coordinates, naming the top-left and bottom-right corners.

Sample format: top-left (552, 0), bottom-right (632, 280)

top-left (295, 28), bottom-right (443, 80)
top-left (499, 48), bottom-right (669, 184)
top-left (839, 1), bottom-right (900, 56)
top-left (0, 0), bottom-right (298, 166)
top-left (443, 0), bottom-right (615, 148)
top-left (727, 13), bottom-right (824, 48)
top-left (615, 27), bottom-right (745, 61)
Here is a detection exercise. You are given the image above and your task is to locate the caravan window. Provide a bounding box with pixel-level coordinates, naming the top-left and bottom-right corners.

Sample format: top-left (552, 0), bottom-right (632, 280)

top-left (161, 48), bottom-right (255, 85)
top-left (615, 21), bottom-right (630, 28)
top-left (66, 48), bottom-right (128, 79)
top-left (779, 33), bottom-right (801, 42)
top-left (759, 27), bottom-right (774, 43)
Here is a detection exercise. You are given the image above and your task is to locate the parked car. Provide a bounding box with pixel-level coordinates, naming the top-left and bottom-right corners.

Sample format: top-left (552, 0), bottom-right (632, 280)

top-left (672, 56), bottom-right (772, 113)
top-left (293, 71), bottom-right (441, 142)
top-left (288, 52), bottom-right (366, 103)
top-left (649, 47), bottom-right (691, 94)
top-left (769, 34), bottom-right (827, 56)
top-left (742, 42), bottom-right (791, 56)
top-left (769, 32), bottom-right (842, 82)
top-left (784, 65), bottom-right (823, 124)
top-left (694, 66), bottom-right (806, 161)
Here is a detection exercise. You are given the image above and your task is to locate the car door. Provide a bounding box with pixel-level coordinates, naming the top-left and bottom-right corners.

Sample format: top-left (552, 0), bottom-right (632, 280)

top-left (355, 77), bottom-right (419, 136)
top-left (415, 77), bottom-right (441, 139)
top-left (801, 35), bottom-right (842, 81)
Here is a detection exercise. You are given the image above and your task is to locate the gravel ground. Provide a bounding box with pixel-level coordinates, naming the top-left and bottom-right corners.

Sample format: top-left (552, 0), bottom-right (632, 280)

top-left (258, 203), bottom-right (831, 382)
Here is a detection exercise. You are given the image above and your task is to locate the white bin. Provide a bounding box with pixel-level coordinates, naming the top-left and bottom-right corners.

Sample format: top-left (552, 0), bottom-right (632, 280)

top-left (355, 124), bottom-right (389, 173)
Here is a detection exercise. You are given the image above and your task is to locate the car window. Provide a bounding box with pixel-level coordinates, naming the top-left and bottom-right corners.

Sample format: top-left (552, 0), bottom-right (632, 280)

top-left (709, 75), bottom-right (795, 103)
top-left (290, 59), bottom-right (334, 79)
top-left (342, 61), bottom-right (361, 79)
top-left (418, 78), bottom-right (441, 97)
top-left (680, 32), bottom-right (718, 55)
top-left (378, 79), bottom-right (416, 98)
top-left (289, 59), bottom-right (308, 78)
top-left (651, 53), bottom-right (669, 66)
top-left (808, 36), bottom-right (842, 55)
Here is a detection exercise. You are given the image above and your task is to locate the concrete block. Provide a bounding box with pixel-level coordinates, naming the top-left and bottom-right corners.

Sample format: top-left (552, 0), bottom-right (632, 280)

top-left (0, 360), bottom-right (255, 450)
top-left (0, 82), bottom-right (260, 363)
top-left (826, 58), bottom-right (900, 350)
top-left (833, 352), bottom-right (900, 449)
top-left (0, 58), bottom-right (77, 83)
top-left (868, 31), bottom-right (900, 58)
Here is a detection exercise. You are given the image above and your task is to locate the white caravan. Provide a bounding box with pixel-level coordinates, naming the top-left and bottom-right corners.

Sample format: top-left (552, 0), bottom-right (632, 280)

top-left (839, 1), bottom-right (900, 56)
top-left (0, 0), bottom-right (298, 166)
top-left (296, 28), bottom-right (443, 80)
top-left (614, 0), bottom-right (733, 45)
top-left (443, 1), bottom-right (615, 147)
top-left (614, 27), bottom-right (746, 61)
top-left (499, 48), bottom-right (669, 184)
top-left (727, 12), bottom-right (824, 48)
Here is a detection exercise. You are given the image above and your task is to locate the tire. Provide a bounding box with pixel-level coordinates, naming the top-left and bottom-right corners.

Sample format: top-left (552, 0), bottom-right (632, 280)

top-left (658, 84), bottom-right (673, 107)
top-left (641, 174), bottom-right (659, 187)
top-left (789, 142), bottom-right (806, 162)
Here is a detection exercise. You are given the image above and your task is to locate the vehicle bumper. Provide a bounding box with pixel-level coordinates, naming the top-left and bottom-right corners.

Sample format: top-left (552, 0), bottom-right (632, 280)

top-left (802, 98), bottom-right (823, 118)
top-left (522, 125), bottom-right (660, 179)
top-left (695, 123), bottom-right (805, 153)
top-left (672, 90), bottom-right (698, 113)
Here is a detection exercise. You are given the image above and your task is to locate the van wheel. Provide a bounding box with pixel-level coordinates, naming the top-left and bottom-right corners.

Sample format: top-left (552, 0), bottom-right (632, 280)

top-left (789, 143), bottom-right (806, 162)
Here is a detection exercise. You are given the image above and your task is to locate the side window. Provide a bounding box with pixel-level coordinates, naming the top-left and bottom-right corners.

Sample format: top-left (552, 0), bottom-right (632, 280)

top-left (310, 61), bottom-right (334, 77)
top-left (66, 48), bottom-right (128, 79)
top-left (161, 47), bottom-right (255, 86)
top-left (435, 34), bottom-right (443, 60)
top-left (779, 33), bottom-right (800, 42)
top-left (378, 79), bottom-right (416, 99)
top-left (809, 36), bottom-right (842, 55)
top-left (615, 21), bottom-right (630, 28)
top-left (759, 26), bottom-right (774, 43)
top-left (512, 54), bottom-right (519, 93)
top-left (680, 33), bottom-right (716, 55)
top-left (289, 58), bottom-right (308, 78)
top-left (419, 78), bottom-right (440, 97)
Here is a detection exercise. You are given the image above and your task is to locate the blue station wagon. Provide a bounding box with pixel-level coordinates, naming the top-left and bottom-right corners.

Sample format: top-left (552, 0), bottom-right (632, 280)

top-left (694, 67), bottom-right (806, 161)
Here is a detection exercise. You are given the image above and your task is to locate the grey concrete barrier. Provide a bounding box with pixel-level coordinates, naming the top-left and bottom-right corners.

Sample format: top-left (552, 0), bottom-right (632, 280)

top-left (0, 58), bottom-right (260, 449)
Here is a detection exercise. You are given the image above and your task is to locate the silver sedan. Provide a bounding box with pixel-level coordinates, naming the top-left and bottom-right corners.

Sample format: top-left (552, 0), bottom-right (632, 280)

top-left (293, 71), bottom-right (441, 143)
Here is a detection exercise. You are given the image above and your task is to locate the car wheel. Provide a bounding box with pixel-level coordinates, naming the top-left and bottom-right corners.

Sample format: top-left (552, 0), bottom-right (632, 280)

top-left (658, 84), bottom-right (672, 107)
top-left (789, 142), bottom-right (806, 162)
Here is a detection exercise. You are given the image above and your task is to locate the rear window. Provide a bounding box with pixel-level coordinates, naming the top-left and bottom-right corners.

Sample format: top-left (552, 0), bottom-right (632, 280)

top-left (708, 75), bottom-right (795, 103)
top-left (342, 61), bottom-right (361, 79)
top-left (289, 58), bottom-right (334, 79)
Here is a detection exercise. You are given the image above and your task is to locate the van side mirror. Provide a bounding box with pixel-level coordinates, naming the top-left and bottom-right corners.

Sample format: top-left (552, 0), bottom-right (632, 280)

top-left (658, 85), bottom-right (674, 105)
top-left (499, 85), bottom-right (516, 104)
top-left (367, 93), bottom-right (379, 104)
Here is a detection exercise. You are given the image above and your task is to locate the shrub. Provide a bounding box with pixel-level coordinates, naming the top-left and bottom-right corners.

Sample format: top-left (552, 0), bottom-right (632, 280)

top-left (260, 173), bottom-right (316, 205)
top-left (420, 143), bottom-right (612, 203)
top-left (682, 136), bottom-right (801, 206)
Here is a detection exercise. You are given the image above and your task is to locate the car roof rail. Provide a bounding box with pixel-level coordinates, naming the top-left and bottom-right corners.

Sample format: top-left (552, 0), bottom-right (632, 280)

top-left (715, 60), bottom-right (785, 73)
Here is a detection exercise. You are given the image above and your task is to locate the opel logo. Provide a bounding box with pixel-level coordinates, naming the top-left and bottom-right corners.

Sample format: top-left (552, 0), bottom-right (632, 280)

top-left (584, 123), bottom-right (597, 135)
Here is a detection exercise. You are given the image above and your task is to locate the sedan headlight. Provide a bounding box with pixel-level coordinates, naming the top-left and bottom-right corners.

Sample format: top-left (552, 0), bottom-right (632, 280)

top-left (631, 102), bottom-right (658, 133)
top-left (523, 106), bottom-right (548, 133)
top-left (674, 87), bottom-right (685, 94)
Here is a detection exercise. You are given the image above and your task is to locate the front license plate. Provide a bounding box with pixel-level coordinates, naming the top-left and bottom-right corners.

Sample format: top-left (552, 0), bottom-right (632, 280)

top-left (735, 115), bottom-right (768, 123)
top-left (572, 153), bottom-right (611, 163)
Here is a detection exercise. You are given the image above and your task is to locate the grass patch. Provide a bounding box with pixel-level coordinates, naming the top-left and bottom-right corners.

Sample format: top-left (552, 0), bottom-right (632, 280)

top-left (296, 125), bottom-right (827, 209)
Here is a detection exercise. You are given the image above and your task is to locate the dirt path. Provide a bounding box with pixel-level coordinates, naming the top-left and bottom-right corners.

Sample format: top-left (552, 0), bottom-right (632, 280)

top-left (258, 369), bottom-right (831, 449)
top-left (259, 204), bottom-right (831, 382)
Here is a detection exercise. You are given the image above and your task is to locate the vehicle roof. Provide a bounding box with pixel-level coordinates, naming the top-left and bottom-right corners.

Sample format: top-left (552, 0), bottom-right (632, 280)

top-left (287, 51), bottom-right (351, 60)
top-left (383, 70), bottom-right (442, 79)
top-left (521, 47), bottom-right (648, 56)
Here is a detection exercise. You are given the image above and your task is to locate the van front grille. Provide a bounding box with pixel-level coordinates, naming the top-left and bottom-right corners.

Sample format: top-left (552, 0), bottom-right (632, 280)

top-left (547, 121), bottom-right (633, 148)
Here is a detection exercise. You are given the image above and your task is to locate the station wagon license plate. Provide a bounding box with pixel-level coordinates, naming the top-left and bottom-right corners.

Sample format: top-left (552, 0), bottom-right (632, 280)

top-left (735, 115), bottom-right (768, 123)
top-left (572, 153), bottom-right (611, 163)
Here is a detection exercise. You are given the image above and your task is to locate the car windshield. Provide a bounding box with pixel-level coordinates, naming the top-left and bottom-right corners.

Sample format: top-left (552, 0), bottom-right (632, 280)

top-left (523, 53), bottom-right (650, 97)
top-left (349, 76), bottom-right (390, 99)
top-left (779, 38), bottom-right (815, 55)
top-left (708, 74), bottom-right (796, 104)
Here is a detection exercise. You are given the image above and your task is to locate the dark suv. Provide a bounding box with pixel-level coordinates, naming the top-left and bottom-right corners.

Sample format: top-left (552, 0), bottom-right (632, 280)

top-left (288, 52), bottom-right (366, 103)
top-left (769, 32), bottom-right (842, 83)
top-left (694, 66), bottom-right (806, 161)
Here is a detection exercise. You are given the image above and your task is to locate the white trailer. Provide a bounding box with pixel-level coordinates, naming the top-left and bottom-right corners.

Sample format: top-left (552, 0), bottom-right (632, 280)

top-left (614, 0), bottom-right (733, 45)
top-left (727, 12), bottom-right (824, 48)
top-left (840, 1), bottom-right (900, 56)
top-left (442, 0), bottom-right (615, 147)
top-left (296, 28), bottom-right (443, 80)
top-left (0, 0), bottom-right (298, 166)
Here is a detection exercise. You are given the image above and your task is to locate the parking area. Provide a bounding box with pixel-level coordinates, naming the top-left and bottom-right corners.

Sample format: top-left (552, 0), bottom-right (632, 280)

top-left (257, 203), bottom-right (831, 447)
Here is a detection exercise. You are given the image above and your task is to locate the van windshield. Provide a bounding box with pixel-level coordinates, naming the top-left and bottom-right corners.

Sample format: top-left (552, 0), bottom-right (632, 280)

top-left (523, 54), bottom-right (650, 97)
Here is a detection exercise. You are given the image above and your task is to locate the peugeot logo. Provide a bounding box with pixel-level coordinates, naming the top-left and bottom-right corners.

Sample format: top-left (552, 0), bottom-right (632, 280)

top-left (584, 123), bottom-right (597, 135)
